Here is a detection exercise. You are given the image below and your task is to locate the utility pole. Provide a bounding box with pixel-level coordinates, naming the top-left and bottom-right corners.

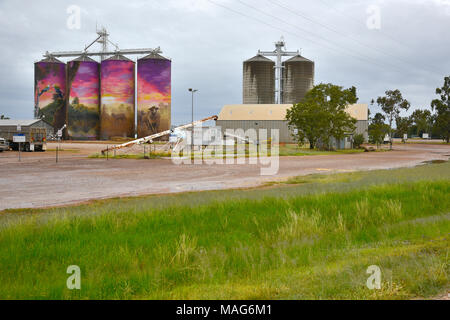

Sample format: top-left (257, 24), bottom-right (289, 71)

top-left (188, 88), bottom-right (198, 153)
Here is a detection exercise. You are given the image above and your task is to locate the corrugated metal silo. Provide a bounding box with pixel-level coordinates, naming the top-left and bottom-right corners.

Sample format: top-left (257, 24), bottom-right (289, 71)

top-left (281, 55), bottom-right (314, 104)
top-left (243, 55), bottom-right (275, 104)
top-left (34, 57), bottom-right (66, 132)
top-left (67, 55), bottom-right (100, 140)
top-left (100, 54), bottom-right (135, 140)
top-left (137, 53), bottom-right (171, 138)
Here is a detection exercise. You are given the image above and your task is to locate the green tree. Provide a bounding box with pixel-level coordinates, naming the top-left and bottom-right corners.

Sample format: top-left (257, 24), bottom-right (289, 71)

top-left (368, 112), bottom-right (387, 148)
top-left (431, 76), bottom-right (450, 143)
top-left (0, 115), bottom-right (10, 119)
top-left (72, 96), bottom-right (80, 106)
top-left (410, 109), bottom-right (432, 137)
top-left (377, 90), bottom-right (410, 149)
top-left (286, 83), bottom-right (357, 150)
top-left (395, 116), bottom-right (412, 142)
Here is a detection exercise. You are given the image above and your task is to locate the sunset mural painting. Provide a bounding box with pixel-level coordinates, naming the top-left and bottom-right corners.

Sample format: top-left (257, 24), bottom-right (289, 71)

top-left (67, 56), bottom-right (100, 140)
top-left (137, 53), bottom-right (171, 138)
top-left (34, 57), bottom-right (66, 132)
top-left (100, 55), bottom-right (135, 140)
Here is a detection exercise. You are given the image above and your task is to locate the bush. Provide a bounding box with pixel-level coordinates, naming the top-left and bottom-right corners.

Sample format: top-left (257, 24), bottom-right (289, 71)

top-left (353, 134), bottom-right (365, 148)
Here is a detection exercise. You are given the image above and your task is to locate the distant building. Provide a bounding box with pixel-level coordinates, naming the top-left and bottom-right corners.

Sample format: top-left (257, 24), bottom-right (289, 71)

top-left (216, 104), bottom-right (368, 149)
top-left (0, 119), bottom-right (54, 139)
top-left (243, 39), bottom-right (315, 104)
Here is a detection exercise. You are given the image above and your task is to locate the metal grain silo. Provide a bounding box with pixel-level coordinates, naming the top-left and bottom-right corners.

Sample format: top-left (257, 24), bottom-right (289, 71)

top-left (137, 53), bottom-right (171, 138)
top-left (34, 57), bottom-right (66, 133)
top-left (281, 55), bottom-right (314, 104)
top-left (67, 55), bottom-right (100, 140)
top-left (243, 55), bottom-right (275, 104)
top-left (100, 54), bottom-right (135, 140)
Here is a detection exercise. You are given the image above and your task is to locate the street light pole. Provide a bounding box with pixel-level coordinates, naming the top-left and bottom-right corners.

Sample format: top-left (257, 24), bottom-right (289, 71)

top-left (188, 88), bottom-right (198, 153)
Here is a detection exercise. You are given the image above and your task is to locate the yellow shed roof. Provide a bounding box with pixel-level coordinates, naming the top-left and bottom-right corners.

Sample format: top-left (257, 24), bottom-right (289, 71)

top-left (217, 104), bottom-right (368, 121)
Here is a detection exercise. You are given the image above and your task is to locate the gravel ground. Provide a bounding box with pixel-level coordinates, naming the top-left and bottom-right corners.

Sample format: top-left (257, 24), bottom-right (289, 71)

top-left (0, 142), bottom-right (449, 210)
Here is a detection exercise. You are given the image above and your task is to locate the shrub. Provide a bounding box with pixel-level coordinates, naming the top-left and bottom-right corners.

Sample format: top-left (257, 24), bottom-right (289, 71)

top-left (353, 134), bottom-right (365, 148)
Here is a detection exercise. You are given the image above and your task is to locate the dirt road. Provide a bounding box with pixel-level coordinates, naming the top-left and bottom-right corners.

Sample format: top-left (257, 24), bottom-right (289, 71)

top-left (0, 143), bottom-right (449, 210)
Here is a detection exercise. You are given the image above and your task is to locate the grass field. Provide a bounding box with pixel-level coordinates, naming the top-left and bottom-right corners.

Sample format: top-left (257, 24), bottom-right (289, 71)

top-left (0, 162), bottom-right (448, 299)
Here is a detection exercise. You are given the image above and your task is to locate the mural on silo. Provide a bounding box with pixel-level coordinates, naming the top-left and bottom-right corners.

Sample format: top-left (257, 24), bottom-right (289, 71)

top-left (67, 58), bottom-right (100, 140)
top-left (34, 59), bottom-right (66, 131)
top-left (137, 54), bottom-right (171, 138)
top-left (100, 56), bottom-right (135, 139)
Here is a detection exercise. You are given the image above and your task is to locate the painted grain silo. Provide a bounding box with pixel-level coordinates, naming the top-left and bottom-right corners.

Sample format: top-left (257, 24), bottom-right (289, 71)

top-left (137, 53), bottom-right (171, 138)
top-left (100, 54), bottom-right (135, 140)
top-left (243, 55), bottom-right (275, 104)
top-left (67, 55), bottom-right (100, 140)
top-left (281, 55), bottom-right (314, 104)
top-left (34, 57), bottom-right (66, 133)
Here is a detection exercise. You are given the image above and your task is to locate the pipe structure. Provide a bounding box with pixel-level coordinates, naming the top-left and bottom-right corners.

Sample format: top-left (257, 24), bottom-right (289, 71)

top-left (44, 48), bottom-right (162, 58)
top-left (101, 115), bottom-right (218, 155)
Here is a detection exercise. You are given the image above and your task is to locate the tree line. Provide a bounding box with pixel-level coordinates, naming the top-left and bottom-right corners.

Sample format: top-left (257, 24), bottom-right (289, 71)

top-left (370, 76), bottom-right (450, 147)
top-left (286, 76), bottom-right (449, 150)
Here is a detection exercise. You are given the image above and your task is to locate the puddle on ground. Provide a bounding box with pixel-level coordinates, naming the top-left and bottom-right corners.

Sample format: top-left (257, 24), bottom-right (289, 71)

top-left (421, 160), bottom-right (448, 165)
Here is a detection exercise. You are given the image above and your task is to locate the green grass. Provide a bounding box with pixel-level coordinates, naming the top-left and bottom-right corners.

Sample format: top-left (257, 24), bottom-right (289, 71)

top-left (278, 144), bottom-right (365, 156)
top-left (0, 162), bottom-right (449, 300)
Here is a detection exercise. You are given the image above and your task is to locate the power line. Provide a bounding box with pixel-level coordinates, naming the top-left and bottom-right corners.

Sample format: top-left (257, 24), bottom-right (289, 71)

top-left (206, 0), bottom-right (356, 55)
top-left (317, 0), bottom-right (411, 48)
top-left (267, 0), bottom-right (441, 76)
top-left (315, 0), bottom-right (442, 74)
top-left (228, 0), bottom-right (410, 74)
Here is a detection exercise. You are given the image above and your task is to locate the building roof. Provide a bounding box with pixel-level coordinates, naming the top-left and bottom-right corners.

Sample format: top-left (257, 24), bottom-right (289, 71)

top-left (37, 56), bottom-right (64, 64)
top-left (139, 52), bottom-right (170, 61)
top-left (0, 119), bottom-right (43, 126)
top-left (103, 54), bottom-right (134, 62)
top-left (71, 55), bottom-right (98, 63)
top-left (218, 104), bottom-right (292, 121)
top-left (217, 104), bottom-right (368, 121)
top-left (284, 55), bottom-right (313, 63)
top-left (345, 104), bottom-right (369, 121)
top-left (244, 55), bottom-right (274, 63)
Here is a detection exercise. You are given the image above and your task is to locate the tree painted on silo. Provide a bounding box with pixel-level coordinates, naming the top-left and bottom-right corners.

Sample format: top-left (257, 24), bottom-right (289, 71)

top-left (100, 55), bottom-right (135, 140)
top-left (34, 58), bottom-right (66, 131)
top-left (67, 57), bottom-right (100, 140)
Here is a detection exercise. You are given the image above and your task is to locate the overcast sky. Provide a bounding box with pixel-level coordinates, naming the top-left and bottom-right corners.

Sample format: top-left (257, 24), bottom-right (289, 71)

top-left (0, 0), bottom-right (449, 125)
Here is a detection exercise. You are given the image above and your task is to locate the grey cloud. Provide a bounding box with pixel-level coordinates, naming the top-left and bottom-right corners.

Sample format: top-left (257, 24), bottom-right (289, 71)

top-left (0, 0), bottom-right (448, 123)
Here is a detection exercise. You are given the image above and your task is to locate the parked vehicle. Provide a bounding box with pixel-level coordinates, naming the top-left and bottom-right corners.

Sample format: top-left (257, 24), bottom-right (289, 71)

top-left (0, 137), bottom-right (8, 152)
top-left (0, 127), bottom-right (47, 151)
